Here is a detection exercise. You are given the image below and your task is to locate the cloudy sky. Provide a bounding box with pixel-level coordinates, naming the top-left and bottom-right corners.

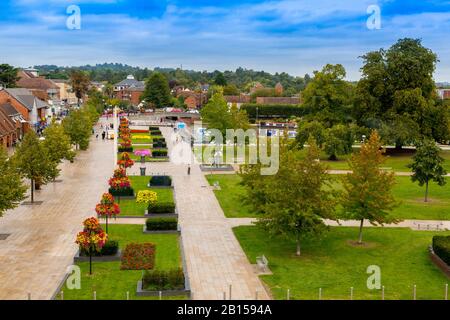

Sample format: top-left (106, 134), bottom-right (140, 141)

top-left (1, 0), bottom-right (450, 81)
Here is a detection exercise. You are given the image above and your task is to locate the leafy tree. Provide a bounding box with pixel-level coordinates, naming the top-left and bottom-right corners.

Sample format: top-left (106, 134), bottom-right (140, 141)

top-left (223, 84), bottom-right (240, 96)
top-left (0, 64), bottom-right (20, 88)
top-left (240, 138), bottom-right (336, 256)
top-left (0, 147), bottom-right (27, 216)
top-left (142, 72), bottom-right (172, 108)
top-left (69, 70), bottom-right (91, 107)
top-left (324, 124), bottom-right (354, 161)
top-left (214, 72), bottom-right (227, 86)
top-left (200, 92), bottom-right (232, 137)
top-left (295, 120), bottom-right (326, 149)
top-left (302, 64), bottom-right (354, 127)
top-left (230, 103), bottom-right (250, 131)
top-left (63, 109), bottom-right (92, 150)
top-left (13, 131), bottom-right (56, 203)
top-left (43, 122), bottom-right (76, 180)
top-left (408, 139), bottom-right (447, 202)
top-left (341, 131), bottom-right (398, 244)
top-left (354, 38), bottom-right (448, 148)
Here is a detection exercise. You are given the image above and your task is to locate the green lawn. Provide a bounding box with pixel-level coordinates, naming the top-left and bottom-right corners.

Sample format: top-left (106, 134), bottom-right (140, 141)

top-left (207, 174), bottom-right (450, 220)
top-left (303, 148), bottom-right (450, 172)
top-left (205, 174), bottom-right (259, 218)
top-left (118, 176), bottom-right (175, 217)
top-left (60, 224), bottom-right (183, 300)
top-left (196, 144), bottom-right (450, 172)
top-left (234, 226), bottom-right (450, 300)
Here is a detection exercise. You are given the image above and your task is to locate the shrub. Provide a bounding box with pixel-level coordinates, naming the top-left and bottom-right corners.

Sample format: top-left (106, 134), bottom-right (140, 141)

top-left (152, 150), bottom-right (168, 157)
top-left (150, 175), bottom-right (172, 187)
top-left (433, 235), bottom-right (450, 265)
top-left (108, 187), bottom-right (134, 197)
top-left (146, 217), bottom-right (178, 230)
top-left (81, 240), bottom-right (119, 257)
top-left (142, 269), bottom-right (185, 291)
top-left (118, 146), bottom-right (133, 153)
top-left (241, 103), bottom-right (306, 119)
top-left (120, 243), bottom-right (155, 270)
top-left (153, 141), bottom-right (167, 148)
top-left (152, 137), bottom-right (166, 143)
top-left (147, 202), bottom-right (175, 214)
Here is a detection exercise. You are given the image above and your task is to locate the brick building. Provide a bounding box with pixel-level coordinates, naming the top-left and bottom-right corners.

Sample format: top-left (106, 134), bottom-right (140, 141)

top-left (114, 75), bottom-right (145, 106)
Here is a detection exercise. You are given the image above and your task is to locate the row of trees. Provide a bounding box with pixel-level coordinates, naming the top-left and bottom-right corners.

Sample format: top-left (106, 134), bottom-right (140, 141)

top-left (0, 102), bottom-right (100, 212)
top-left (240, 130), bottom-right (447, 255)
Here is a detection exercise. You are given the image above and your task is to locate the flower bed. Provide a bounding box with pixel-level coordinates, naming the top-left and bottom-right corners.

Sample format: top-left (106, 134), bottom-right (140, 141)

top-left (120, 243), bottom-right (156, 270)
top-left (131, 129), bottom-right (150, 134)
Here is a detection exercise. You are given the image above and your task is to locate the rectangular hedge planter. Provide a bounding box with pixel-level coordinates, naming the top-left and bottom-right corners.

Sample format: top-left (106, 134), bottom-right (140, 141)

top-left (144, 211), bottom-right (178, 219)
top-left (136, 280), bottom-right (190, 298)
top-left (142, 224), bottom-right (181, 234)
top-left (74, 249), bottom-right (122, 263)
top-left (148, 176), bottom-right (173, 188)
top-left (199, 164), bottom-right (235, 172)
top-left (429, 246), bottom-right (450, 278)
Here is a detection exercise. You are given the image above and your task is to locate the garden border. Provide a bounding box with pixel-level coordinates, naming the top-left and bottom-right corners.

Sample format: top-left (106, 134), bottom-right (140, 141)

top-left (429, 245), bottom-right (450, 278)
top-left (73, 249), bottom-right (122, 263)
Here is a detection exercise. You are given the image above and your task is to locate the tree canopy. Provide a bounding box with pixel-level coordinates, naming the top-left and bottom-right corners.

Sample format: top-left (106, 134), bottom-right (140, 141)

top-left (142, 72), bottom-right (172, 108)
top-left (0, 147), bottom-right (26, 216)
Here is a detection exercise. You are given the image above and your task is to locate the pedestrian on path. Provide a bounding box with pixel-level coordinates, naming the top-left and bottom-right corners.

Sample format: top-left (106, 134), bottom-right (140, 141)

top-left (187, 165), bottom-right (191, 175)
top-left (102, 131), bottom-right (106, 140)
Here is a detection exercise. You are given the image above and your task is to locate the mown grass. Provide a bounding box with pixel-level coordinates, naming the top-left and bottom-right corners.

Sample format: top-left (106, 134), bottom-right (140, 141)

top-left (234, 226), bottom-right (450, 300)
top-left (118, 176), bottom-right (175, 217)
top-left (207, 174), bottom-right (450, 220)
top-left (59, 224), bottom-right (183, 300)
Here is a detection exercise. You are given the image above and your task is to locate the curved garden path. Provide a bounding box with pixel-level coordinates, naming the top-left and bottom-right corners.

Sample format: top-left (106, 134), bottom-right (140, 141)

top-left (0, 120), bottom-right (114, 300)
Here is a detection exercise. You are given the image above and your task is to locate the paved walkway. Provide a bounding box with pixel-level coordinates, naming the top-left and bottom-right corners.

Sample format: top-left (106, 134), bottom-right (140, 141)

top-left (0, 124), bottom-right (114, 300)
top-left (127, 126), bottom-right (270, 300)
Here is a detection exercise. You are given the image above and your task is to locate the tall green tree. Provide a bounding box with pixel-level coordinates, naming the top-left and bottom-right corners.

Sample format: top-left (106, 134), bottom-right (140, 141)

top-left (63, 109), bottom-right (91, 150)
top-left (341, 131), bottom-right (398, 244)
top-left (0, 147), bottom-right (27, 216)
top-left (323, 124), bottom-right (354, 161)
top-left (200, 92), bottom-right (232, 138)
top-left (302, 64), bottom-right (354, 127)
top-left (295, 120), bottom-right (326, 149)
top-left (43, 122), bottom-right (76, 180)
top-left (0, 64), bottom-right (20, 88)
top-left (240, 138), bottom-right (336, 256)
top-left (408, 139), bottom-right (447, 202)
top-left (230, 103), bottom-right (250, 131)
top-left (13, 131), bottom-right (56, 203)
top-left (69, 70), bottom-right (91, 107)
top-left (354, 38), bottom-right (448, 148)
top-left (142, 72), bottom-right (172, 108)
top-left (214, 72), bottom-right (227, 86)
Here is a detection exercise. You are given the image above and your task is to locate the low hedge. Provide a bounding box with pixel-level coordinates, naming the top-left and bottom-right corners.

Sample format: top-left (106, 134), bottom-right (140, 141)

top-left (146, 217), bottom-right (178, 230)
top-left (148, 202), bottom-right (175, 214)
top-left (152, 137), bottom-right (165, 143)
top-left (152, 150), bottom-right (168, 157)
top-left (153, 141), bottom-right (167, 148)
top-left (109, 187), bottom-right (134, 197)
top-left (118, 146), bottom-right (134, 153)
top-left (142, 269), bottom-right (185, 291)
top-left (241, 103), bottom-right (306, 119)
top-left (80, 240), bottom-right (119, 257)
top-left (433, 235), bottom-right (450, 265)
top-left (150, 175), bottom-right (172, 187)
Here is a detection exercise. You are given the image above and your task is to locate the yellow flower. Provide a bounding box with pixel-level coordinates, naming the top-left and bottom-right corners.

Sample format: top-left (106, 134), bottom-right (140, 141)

top-left (133, 135), bottom-right (151, 140)
top-left (136, 190), bottom-right (158, 204)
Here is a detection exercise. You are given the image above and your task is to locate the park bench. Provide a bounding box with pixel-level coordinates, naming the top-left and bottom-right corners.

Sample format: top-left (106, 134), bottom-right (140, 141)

top-left (256, 255), bottom-right (269, 273)
top-left (415, 222), bottom-right (442, 231)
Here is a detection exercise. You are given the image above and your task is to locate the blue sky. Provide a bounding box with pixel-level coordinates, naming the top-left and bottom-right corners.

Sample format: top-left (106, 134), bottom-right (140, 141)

top-left (1, 0), bottom-right (450, 81)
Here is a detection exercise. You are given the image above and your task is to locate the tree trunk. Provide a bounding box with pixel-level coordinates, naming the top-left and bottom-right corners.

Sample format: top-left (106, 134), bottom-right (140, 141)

top-left (328, 154), bottom-right (338, 161)
top-left (395, 142), bottom-right (402, 151)
top-left (89, 247), bottom-right (93, 275)
top-left (424, 179), bottom-right (429, 202)
top-left (358, 219), bottom-right (364, 244)
top-left (296, 236), bottom-right (301, 256)
top-left (30, 178), bottom-right (34, 203)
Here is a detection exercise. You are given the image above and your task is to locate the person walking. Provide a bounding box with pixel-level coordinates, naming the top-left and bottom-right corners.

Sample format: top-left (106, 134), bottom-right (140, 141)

top-left (187, 165), bottom-right (191, 175)
top-left (102, 131), bottom-right (106, 140)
